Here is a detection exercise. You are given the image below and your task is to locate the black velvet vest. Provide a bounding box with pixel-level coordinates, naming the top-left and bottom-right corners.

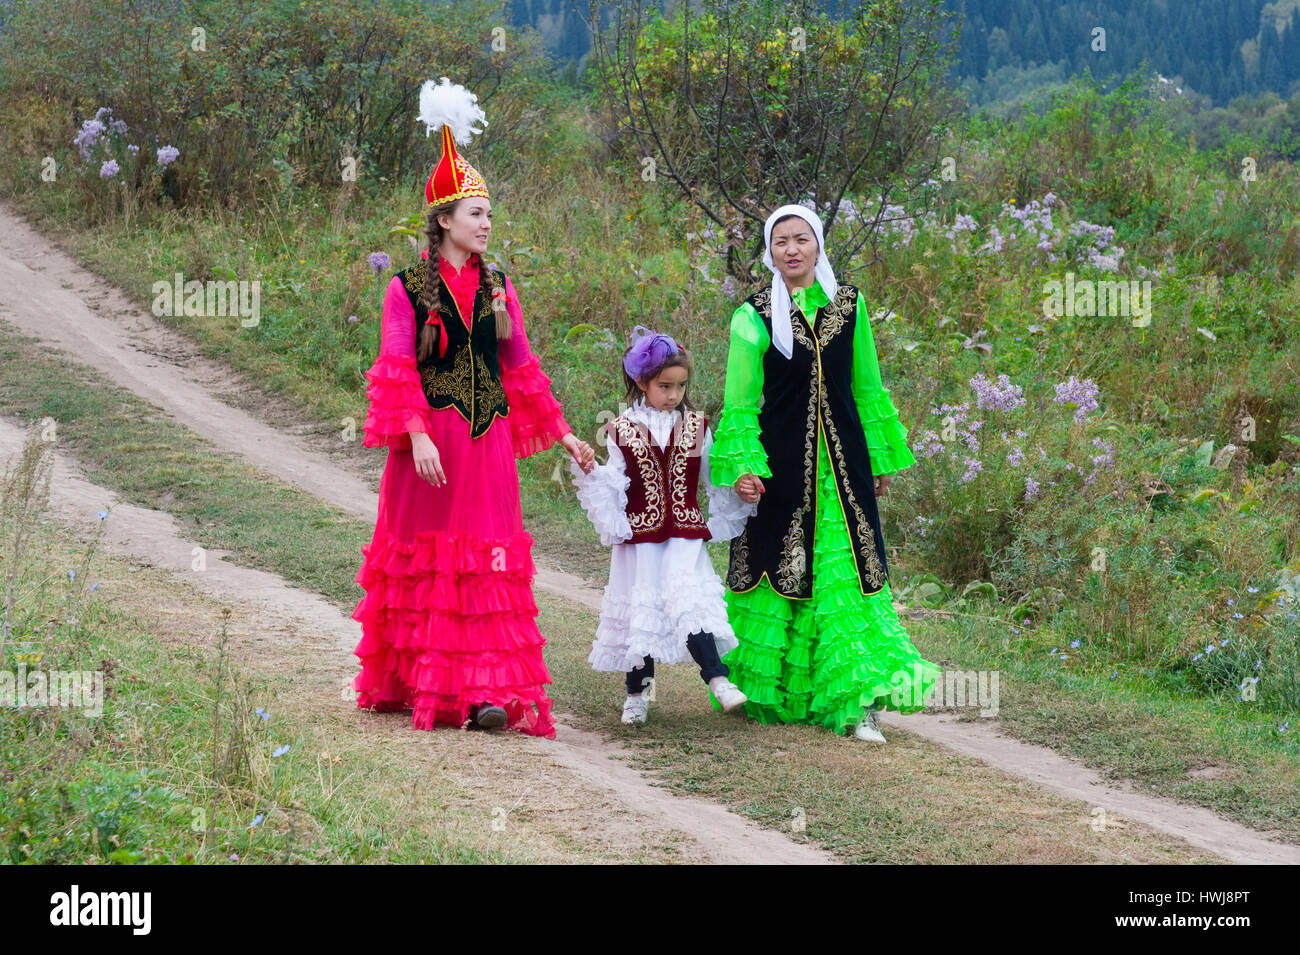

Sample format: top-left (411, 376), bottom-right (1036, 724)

top-left (396, 261), bottom-right (509, 439)
top-left (726, 283), bottom-right (890, 599)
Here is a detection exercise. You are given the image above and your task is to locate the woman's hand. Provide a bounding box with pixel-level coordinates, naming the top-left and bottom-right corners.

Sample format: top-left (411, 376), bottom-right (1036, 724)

top-left (561, 432), bottom-right (596, 474)
top-left (874, 473), bottom-right (892, 497)
top-left (735, 473), bottom-right (765, 504)
top-left (410, 431), bottom-right (446, 486)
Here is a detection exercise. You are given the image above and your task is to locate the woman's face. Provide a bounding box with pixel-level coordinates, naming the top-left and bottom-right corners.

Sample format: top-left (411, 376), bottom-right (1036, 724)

top-left (638, 364), bottom-right (689, 412)
top-left (437, 198), bottom-right (492, 256)
top-left (770, 217), bottom-right (817, 288)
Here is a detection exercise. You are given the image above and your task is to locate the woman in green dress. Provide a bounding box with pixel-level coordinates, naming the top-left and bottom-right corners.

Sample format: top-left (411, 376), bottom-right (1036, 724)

top-left (710, 204), bottom-right (940, 741)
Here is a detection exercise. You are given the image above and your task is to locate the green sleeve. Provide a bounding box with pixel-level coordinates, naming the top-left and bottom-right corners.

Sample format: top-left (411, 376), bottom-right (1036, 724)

top-left (710, 302), bottom-right (773, 487)
top-left (851, 291), bottom-right (915, 476)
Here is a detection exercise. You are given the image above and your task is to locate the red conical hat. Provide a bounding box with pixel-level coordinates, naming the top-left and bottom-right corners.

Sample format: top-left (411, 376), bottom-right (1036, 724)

top-left (425, 124), bottom-right (488, 206)
top-left (419, 77), bottom-right (489, 207)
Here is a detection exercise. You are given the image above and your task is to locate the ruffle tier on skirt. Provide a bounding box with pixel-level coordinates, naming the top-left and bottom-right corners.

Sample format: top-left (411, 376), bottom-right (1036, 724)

top-left (722, 430), bottom-right (940, 734)
top-left (351, 402), bottom-right (556, 738)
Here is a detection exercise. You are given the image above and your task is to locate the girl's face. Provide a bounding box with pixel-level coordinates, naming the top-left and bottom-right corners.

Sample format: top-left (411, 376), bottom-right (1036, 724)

top-left (437, 198), bottom-right (492, 257)
top-left (770, 217), bottom-right (817, 288)
top-left (638, 364), bottom-right (688, 412)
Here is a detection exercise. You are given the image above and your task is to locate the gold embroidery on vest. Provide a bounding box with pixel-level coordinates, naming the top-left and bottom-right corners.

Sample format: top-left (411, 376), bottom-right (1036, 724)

top-left (776, 371), bottom-right (818, 594)
top-left (729, 525), bottom-right (753, 590)
top-left (402, 263), bottom-right (428, 298)
top-left (613, 417), bottom-right (666, 535)
top-left (668, 411), bottom-right (707, 530)
top-left (816, 286), bottom-right (856, 347)
top-left (821, 392), bottom-right (886, 590)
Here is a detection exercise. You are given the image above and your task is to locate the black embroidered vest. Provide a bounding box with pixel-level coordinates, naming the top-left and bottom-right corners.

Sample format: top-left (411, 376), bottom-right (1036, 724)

top-left (396, 261), bottom-right (509, 439)
top-left (726, 283), bottom-right (890, 598)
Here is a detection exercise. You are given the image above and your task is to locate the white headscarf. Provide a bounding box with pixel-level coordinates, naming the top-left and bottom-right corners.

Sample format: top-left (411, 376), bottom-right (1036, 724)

top-left (761, 204), bottom-right (838, 360)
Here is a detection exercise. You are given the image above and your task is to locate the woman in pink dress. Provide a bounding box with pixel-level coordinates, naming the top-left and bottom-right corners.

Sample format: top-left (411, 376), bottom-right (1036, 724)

top-left (350, 78), bottom-right (594, 737)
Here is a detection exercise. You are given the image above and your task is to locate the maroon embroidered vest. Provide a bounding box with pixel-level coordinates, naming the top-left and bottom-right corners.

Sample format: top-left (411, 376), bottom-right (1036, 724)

top-left (609, 408), bottom-right (710, 545)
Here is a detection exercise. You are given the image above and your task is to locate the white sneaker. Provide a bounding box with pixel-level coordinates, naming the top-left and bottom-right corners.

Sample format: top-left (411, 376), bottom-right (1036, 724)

top-left (621, 694), bottom-right (649, 724)
top-left (853, 707), bottom-right (887, 743)
top-left (709, 677), bottom-right (748, 712)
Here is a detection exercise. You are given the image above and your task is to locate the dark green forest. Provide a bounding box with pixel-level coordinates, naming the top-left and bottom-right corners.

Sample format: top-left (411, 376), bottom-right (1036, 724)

top-left (506, 0), bottom-right (1300, 108)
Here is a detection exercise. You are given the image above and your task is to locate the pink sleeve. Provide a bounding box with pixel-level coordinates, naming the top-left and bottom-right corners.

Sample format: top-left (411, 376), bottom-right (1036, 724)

top-left (498, 273), bottom-right (572, 458)
top-left (362, 276), bottom-right (433, 449)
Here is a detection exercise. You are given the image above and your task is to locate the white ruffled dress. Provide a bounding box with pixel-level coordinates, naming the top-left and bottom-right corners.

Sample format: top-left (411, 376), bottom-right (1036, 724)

top-left (569, 398), bottom-right (758, 673)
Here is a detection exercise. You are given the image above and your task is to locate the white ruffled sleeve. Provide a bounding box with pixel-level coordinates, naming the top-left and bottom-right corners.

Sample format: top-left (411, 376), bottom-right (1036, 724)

top-left (702, 426), bottom-right (757, 541)
top-left (569, 436), bottom-right (633, 546)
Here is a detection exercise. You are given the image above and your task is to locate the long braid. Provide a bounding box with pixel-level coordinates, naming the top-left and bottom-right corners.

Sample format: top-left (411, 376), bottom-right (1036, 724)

top-left (417, 202), bottom-right (453, 362)
top-left (479, 251), bottom-right (512, 339)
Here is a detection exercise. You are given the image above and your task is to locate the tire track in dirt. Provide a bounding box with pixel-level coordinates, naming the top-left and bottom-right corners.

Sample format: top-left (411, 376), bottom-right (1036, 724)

top-left (0, 418), bottom-right (834, 864)
top-left (4, 200), bottom-right (1297, 864)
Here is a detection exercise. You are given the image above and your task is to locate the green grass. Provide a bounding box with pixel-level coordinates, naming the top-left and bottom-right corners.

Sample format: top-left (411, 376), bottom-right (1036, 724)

top-left (0, 321), bottom-right (1289, 859)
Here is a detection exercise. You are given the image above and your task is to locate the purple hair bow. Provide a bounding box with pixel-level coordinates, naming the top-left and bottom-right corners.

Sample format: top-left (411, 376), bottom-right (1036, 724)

top-left (622, 325), bottom-right (681, 381)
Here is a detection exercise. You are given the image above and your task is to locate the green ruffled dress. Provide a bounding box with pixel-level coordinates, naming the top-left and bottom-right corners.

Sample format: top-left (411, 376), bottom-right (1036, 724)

top-left (710, 283), bottom-right (940, 734)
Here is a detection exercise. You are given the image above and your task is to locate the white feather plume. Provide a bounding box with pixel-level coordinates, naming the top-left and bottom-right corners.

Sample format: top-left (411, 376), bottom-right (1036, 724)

top-left (417, 77), bottom-right (487, 144)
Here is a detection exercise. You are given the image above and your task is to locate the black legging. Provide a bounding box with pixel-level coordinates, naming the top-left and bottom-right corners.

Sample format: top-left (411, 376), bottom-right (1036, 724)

top-left (626, 631), bottom-right (729, 694)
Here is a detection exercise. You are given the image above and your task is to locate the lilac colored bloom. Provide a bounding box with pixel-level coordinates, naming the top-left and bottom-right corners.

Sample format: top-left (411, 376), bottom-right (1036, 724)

top-left (1053, 376), bottom-right (1100, 422)
top-left (721, 275), bottom-right (739, 298)
top-left (368, 252), bottom-right (392, 274)
top-left (99, 159), bottom-right (120, 178)
top-left (1070, 640), bottom-right (1080, 648)
top-left (1025, 476), bottom-right (1039, 499)
top-left (157, 145), bottom-right (180, 167)
top-left (272, 744), bottom-right (290, 758)
top-left (1007, 446), bottom-right (1024, 467)
top-left (250, 814), bottom-right (264, 828)
top-left (73, 118), bottom-right (106, 159)
top-left (127, 144), bottom-right (140, 154)
top-left (347, 315), bottom-right (359, 324)
top-left (970, 373), bottom-right (1025, 412)
top-left (958, 457), bottom-right (983, 484)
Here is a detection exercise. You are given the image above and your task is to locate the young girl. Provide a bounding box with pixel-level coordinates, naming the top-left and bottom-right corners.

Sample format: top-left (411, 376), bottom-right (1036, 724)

top-left (569, 327), bottom-right (755, 724)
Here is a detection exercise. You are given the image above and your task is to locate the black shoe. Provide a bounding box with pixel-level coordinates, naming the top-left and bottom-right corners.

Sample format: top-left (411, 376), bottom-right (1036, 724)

top-left (469, 703), bottom-right (508, 730)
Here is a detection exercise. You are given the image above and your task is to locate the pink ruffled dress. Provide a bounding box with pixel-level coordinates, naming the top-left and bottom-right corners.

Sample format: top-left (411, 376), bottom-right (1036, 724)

top-left (351, 250), bottom-right (571, 738)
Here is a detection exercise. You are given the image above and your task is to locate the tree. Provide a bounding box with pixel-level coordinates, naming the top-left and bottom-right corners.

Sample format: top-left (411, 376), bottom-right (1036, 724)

top-left (589, 0), bottom-right (962, 275)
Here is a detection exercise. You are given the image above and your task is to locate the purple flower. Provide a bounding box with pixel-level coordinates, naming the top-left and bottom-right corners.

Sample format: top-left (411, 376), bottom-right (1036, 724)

top-left (272, 744), bottom-right (290, 758)
top-left (1070, 640), bottom-right (1080, 648)
top-left (127, 144), bottom-right (140, 154)
top-left (1053, 376), bottom-right (1100, 422)
top-left (73, 118), bottom-right (105, 159)
top-left (157, 145), bottom-right (180, 167)
top-left (368, 252), bottom-right (391, 275)
top-left (347, 315), bottom-right (359, 324)
top-left (99, 159), bottom-right (119, 179)
top-left (249, 814), bottom-right (264, 828)
top-left (970, 373), bottom-right (1025, 412)
top-left (1025, 476), bottom-right (1039, 499)
top-left (958, 456), bottom-right (983, 485)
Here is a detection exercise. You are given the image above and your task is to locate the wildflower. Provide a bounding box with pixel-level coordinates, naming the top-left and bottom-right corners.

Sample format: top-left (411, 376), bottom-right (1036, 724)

top-left (97, 510), bottom-right (108, 520)
top-left (256, 708), bottom-right (270, 721)
top-left (368, 252), bottom-right (391, 275)
top-left (73, 118), bottom-right (106, 159)
top-left (347, 315), bottom-right (359, 324)
top-left (68, 570), bottom-right (75, 580)
top-left (1053, 376), bottom-right (1100, 422)
top-left (249, 814), bottom-right (264, 828)
top-left (1025, 476), bottom-right (1039, 499)
top-left (157, 145), bottom-right (180, 167)
top-left (1247, 586), bottom-right (1258, 593)
top-left (99, 159), bottom-right (119, 179)
top-left (272, 744), bottom-right (290, 758)
top-left (90, 583), bottom-right (99, 592)
top-left (970, 372), bottom-right (1025, 412)
top-left (1070, 640), bottom-right (1080, 648)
